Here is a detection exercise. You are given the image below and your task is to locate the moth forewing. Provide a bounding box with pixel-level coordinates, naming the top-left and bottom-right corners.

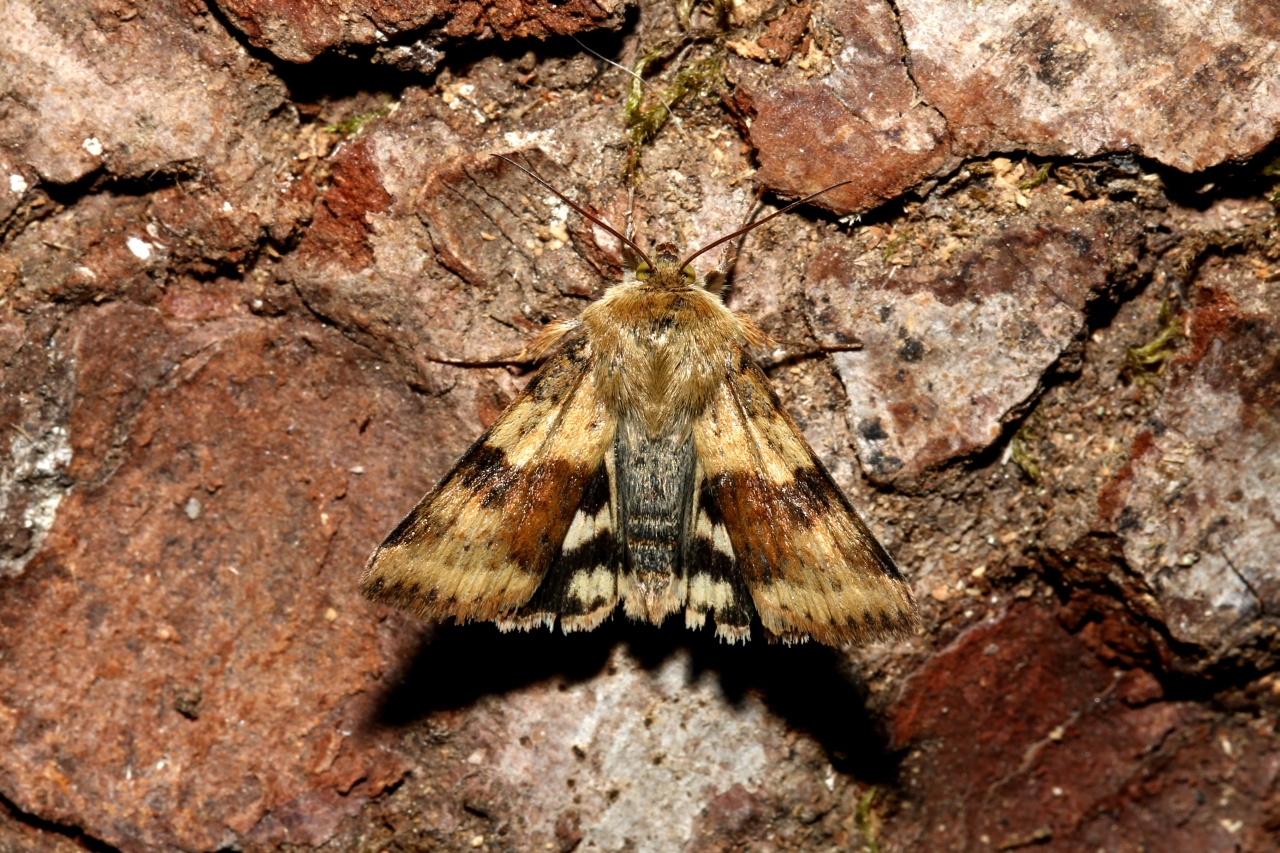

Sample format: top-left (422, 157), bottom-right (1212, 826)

top-left (359, 335), bottom-right (616, 622)
top-left (692, 353), bottom-right (917, 645)
top-left (362, 164), bottom-right (918, 646)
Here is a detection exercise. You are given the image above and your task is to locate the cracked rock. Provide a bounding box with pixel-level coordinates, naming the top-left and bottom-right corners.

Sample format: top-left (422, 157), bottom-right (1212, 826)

top-left (729, 0), bottom-right (956, 213)
top-left (899, 0), bottom-right (1280, 171)
top-left (805, 203), bottom-right (1140, 483)
top-left (213, 0), bottom-right (627, 64)
top-left (1100, 260), bottom-right (1280, 653)
top-left (732, 0), bottom-right (1280, 209)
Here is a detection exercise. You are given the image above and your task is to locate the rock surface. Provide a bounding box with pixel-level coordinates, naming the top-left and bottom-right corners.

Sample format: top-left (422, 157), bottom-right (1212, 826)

top-left (1, 0), bottom-right (1278, 851)
top-left (215, 0), bottom-right (627, 65)
top-left (899, 0), bottom-right (1280, 171)
top-left (805, 195), bottom-right (1141, 482)
top-left (734, 0), bottom-right (1280, 210)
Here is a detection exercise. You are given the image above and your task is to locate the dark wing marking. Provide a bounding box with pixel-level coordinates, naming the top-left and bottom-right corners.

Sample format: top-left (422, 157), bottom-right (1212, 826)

top-left (692, 349), bottom-right (918, 646)
top-left (681, 457), bottom-right (757, 643)
top-left (499, 457), bottom-right (622, 632)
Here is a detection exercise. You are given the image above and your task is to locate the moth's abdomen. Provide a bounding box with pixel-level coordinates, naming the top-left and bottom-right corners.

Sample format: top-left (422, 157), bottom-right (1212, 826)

top-left (614, 425), bottom-right (697, 622)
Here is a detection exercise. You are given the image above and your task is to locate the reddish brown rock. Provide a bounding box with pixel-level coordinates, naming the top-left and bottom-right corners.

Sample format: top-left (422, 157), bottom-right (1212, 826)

top-left (0, 303), bottom-right (427, 850)
top-left (0, 149), bottom-right (39, 229)
top-left (731, 0), bottom-right (955, 212)
top-left (733, 0), bottom-right (1279, 208)
top-left (752, 2), bottom-right (813, 65)
top-left (214, 0), bottom-right (627, 64)
top-left (300, 137), bottom-right (395, 271)
top-left (887, 603), bottom-right (1278, 852)
top-left (0, 0), bottom-right (315, 309)
top-left (2, 0), bottom-right (292, 186)
top-left (0, 810), bottom-right (87, 853)
top-left (279, 100), bottom-right (631, 409)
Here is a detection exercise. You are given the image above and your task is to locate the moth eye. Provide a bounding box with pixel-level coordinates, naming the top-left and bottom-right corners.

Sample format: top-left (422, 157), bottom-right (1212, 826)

top-left (635, 261), bottom-right (651, 281)
top-left (683, 265), bottom-right (696, 283)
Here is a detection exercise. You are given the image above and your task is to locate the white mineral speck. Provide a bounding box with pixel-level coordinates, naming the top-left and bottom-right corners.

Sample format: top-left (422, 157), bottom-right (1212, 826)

top-left (126, 237), bottom-right (153, 260)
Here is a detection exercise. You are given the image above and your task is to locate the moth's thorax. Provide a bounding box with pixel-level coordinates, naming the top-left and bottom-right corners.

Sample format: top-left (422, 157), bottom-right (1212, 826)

top-left (580, 254), bottom-right (761, 438)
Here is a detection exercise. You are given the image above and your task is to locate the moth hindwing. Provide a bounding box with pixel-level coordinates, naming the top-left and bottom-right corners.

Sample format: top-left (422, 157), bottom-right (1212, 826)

top-left (361, 170), bottom-right (918, 646)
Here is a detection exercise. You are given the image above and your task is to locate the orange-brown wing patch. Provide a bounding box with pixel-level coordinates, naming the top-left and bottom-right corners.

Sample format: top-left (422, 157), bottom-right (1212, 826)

top-left (361, 336), bottom-right (616, 624)
top-left (692, 349), bottom-right (918, 646)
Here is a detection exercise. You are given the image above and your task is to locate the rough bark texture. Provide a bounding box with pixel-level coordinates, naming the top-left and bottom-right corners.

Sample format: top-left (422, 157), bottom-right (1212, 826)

top-left (1, 0), bottom-right (1278, 851)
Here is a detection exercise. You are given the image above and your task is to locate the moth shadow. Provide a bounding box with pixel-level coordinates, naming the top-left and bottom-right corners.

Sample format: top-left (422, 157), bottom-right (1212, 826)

top-left (373, 618), bottom-right (901, 783)
top-left (626, 623), bottom-right (903, 784)
top-left (372, 619), bottom-right (625, 724)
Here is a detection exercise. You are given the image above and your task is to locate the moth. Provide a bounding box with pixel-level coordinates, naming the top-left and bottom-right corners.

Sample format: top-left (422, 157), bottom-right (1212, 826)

top-left (361, 155), bottom-right (918, 645)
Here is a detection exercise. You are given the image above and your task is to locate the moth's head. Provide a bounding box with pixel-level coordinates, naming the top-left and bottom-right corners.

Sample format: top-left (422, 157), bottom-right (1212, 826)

top-left (633, 241), bottom-right (698, 289)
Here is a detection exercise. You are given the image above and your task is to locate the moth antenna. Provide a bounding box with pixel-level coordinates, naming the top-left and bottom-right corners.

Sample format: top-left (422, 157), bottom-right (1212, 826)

top-left (703, 182), bottom-right (765, 296)
top-left (494, 153), bottom-right (655, 269)
top-left (679, 180), bottom-right (855, 271)
top-left (572, 37), bottom-right (681, 128)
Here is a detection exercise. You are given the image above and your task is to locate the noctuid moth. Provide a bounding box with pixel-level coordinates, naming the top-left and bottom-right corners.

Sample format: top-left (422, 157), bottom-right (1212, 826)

top-left (361, 155), bottom-right (918, 645)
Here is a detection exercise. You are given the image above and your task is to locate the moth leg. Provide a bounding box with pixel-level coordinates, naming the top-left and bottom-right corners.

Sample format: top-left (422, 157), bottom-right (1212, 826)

top-left (422, 320), bottom-right (583, 369)
top-left (758, 338), bottom-right (863, 369)
top-left (423, 350), bottom-right (538, 368)
top-left (701, 244), bottom-right (738, 297)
